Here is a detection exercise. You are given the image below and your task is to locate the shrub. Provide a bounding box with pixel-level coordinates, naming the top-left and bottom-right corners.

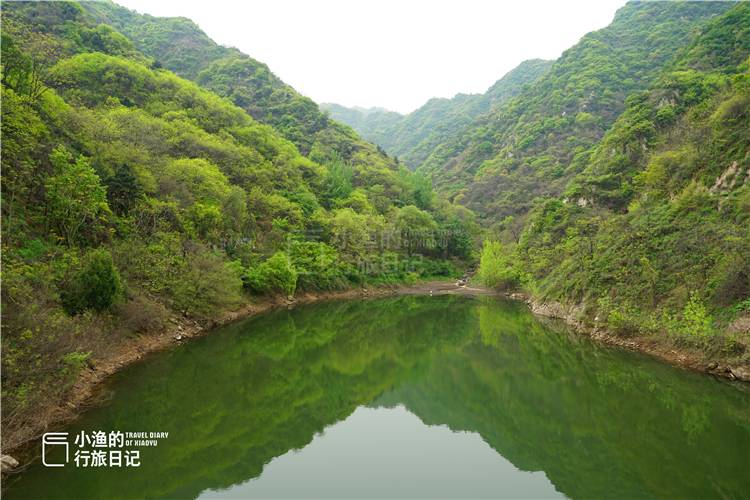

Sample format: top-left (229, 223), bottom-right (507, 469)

top-left (606, 305), bottom-right (642, 336)
top-left (171, 250), bottom-right (244, 318)
top-left (244, 252), bottom-right (298, 296)
top-left (115, 294), bottom-right (170, 334)
top-left (61, 351), bottom-right (92, 381)
top-left (17, 239), bottom-right (48, 260)
top-left (45, 146), bottom-right (111, 246)
top-left (678, 292), bottom-right (714, 344)
top-left (61, 249), bottom-right (122, 314)
top-left (288, 241), bottom-right (347, 291)
top-left (477, 240), bottom-right (520, 291)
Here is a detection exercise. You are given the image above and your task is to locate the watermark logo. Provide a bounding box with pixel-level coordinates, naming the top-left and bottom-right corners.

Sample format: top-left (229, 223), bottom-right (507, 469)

top-left (42, 430), bottom-right (168, 468)
top-left (42, 432), bottom-right (69, 467)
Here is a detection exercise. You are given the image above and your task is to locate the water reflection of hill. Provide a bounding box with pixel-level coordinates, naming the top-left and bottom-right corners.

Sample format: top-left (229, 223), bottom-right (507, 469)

top-left (7, 296), bottom-right (749, 499)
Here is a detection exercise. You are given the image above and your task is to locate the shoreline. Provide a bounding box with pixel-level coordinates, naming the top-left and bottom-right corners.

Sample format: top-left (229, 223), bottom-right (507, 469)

top-left (509, 292), bottom-right (750, 384)
top-left (2, 280), bottom-right (473, 459)
top-left (3, 281), bottom-right (747, 464)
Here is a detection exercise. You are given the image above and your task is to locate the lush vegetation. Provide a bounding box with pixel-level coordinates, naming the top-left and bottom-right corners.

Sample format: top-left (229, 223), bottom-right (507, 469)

top-left (81, 0), bottom-right (398, 168)
top-left (326, 1), bottom-right (749, 362)
top-left (2, 0), bottom-right (748, 461)
top-left (0, 1), bottom-right (476, 449)
top-left (477, 240), bottom-right (519, 291)
top-left (328, 2), bottom-right (749, 364)
top-left (475, 3), bottom-right (750, 359)
top-left (322, 59), bottom-right (552, 169)
top-left (420, 2), bottom-right (736, 215)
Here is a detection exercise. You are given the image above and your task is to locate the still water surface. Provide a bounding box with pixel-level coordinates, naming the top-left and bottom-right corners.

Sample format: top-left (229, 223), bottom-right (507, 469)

top-left (7, 295), bottom-right (750, 498)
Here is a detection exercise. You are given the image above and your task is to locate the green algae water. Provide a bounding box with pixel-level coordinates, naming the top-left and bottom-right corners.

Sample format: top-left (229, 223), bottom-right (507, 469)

top-left (6, 295), bottom-right (750, 499)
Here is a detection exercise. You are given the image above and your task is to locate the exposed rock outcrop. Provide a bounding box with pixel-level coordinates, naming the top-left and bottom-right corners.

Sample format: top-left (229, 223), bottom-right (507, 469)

top-left (1, 454), bottom-right (19, 472)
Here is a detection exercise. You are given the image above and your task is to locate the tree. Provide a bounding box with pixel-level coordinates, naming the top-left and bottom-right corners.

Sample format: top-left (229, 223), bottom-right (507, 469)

top-left (288, 241), bottom-right (344, 290)
top-left (394, 205), bottom-right (437, 256)
top-left (244, 252), bottom-right (298, 296)
top-left (478, 240), bottom-right (520, 291)
top-left (407, 172), bottom-right (433, 210)
top-left (106, 164), bottom-right (143, 215)
top-left (62, 249), bottom-right (122, 314)
top-left (45, 146), bottom-right (111, 246)
top-left (322, 158), bottom-right (353, 206)
top-left (0, 34), bottom-right (48, 102)
top-left (161, 158), bottom-right (231, 206)
top-left (171, 249), bottom-right (244, 317)
top-left (222, 186), bottom-right (249, 235)
top-left (330, 208), bottom-right (371, 261)
top-left (188, 202), bottom-right (223, 242)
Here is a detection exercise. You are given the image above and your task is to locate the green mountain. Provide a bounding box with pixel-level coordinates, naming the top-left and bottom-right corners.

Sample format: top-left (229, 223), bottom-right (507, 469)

top-left (519, 3), bottom-right (750, 315)
top-left (81, 0), bottom-right (396, 168)
top-left (0, 1), bottom-right (474, 448)
top-left (322, 1), bottom-right (748, 357)
top-left (474, 2), bottom-right (749, 357)
top-left (319, 103), bottom-right (403, 155)
top-left (421, 2), bottom-right (735, 218)
top-left (322, 59), bottom-right (552, 169)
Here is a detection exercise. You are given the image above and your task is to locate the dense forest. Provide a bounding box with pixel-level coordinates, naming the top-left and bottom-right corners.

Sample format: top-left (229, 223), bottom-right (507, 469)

top-left (332, 2), bottom-right (750, 364)
top-left (0, 1), bottom-right (476, 448)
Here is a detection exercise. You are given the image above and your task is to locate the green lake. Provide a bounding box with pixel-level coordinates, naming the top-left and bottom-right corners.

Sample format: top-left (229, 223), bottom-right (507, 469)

top-left (6, 295), bottom-right (750, 499)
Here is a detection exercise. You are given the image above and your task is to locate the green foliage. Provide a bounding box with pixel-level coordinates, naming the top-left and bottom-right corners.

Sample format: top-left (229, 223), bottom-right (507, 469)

top-left (670, 292), bottom-right (715, 346)
top-left (478, 241), bottom-right (520, 291)
top-left (105, 164), bottom-right (143, 215)
top-left (244, 252), bottom-right (298, 296)
top-left (420, 2), bottom-right (736, 219)
top-left (17, 239), bottom-right (47, 260)
top-left (0, 1), bottom-right (476, 450)
top-left (0, 33), bottom-right (48, 101)
top-left (330, 208), bottom-right (373, 261)
top-left (61, 248), bottom-right (122, 314)
top-left (477, 3), bottom-right (750, 355)
top-left (171, 250), bottom-right (244, 317)
top-left (61, 351), bottom-right (91, 380)
top-left (288, 241), bottom-right (348, 291)
top-left (79, 0), bottom-right (404, 173)
top-left (391, 205), bottom-right (439, 256)
top-left (45, 146), bottom-right (111, 246)
top-left (322, 157), bottom-right (354, 205)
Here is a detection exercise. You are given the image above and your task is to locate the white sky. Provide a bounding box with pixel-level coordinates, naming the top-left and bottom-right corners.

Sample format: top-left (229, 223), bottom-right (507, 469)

top-left (115, 0), bottom-right (627, 114)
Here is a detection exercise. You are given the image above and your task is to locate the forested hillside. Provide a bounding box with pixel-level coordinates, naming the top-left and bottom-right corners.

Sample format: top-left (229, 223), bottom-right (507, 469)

top-left (478, 3), bottom-right (750, 361)
top-left (327, 1), bottom-right (749, 363)
top-left (323, 59), bottom-right (552, 169)
top-left (0, 1), bottom-right (475, 448)
top-left (319, 104), bottom-right (403, 156)
top-left (422, 2), bottom-right (735, 218)
top-left (81, 0), bottom-right (397, 169)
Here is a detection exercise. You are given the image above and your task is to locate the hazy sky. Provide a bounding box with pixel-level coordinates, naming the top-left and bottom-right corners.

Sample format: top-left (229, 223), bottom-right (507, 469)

top-left (116, 0), bottom-right (627, 114)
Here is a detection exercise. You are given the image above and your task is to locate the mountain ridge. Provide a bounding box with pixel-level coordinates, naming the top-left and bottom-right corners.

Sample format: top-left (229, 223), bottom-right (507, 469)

top-left (323, 58), bottom-right (553, 169)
